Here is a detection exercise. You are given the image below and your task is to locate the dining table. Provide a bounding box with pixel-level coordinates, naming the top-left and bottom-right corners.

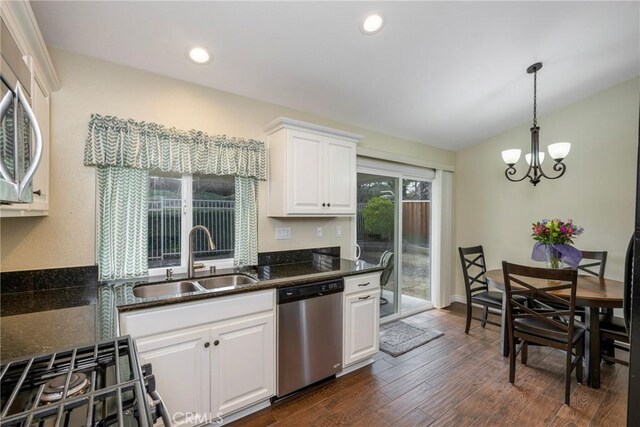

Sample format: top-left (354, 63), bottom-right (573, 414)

top-left (485, 269), bottom-right (624, 389)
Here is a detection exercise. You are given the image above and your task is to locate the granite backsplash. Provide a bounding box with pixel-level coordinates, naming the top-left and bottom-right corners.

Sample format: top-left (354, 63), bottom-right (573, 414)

top-left (0, 265), bottom-right (99, 317)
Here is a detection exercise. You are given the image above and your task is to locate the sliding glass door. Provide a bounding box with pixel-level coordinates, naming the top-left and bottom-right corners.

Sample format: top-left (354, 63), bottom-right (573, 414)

top-left (400, 179), bottom-right (432, 312)
top-left (356, 160), bottom-right (434, 319)
top-left (356, 173), bottom-right (399, 317)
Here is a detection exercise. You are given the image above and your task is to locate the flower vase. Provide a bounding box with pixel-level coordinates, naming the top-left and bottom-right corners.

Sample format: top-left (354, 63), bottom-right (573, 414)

top-left (545, 245), bottom-right (564, 269)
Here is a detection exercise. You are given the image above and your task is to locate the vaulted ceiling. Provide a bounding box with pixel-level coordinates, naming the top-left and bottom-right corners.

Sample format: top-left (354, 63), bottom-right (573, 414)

top-left (31, 1), bottom-right (640, 150)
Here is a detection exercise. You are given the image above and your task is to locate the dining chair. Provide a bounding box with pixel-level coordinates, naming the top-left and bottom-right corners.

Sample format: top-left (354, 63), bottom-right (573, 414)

top-left (578, 250), bottom-right (608, 277)
top-left (502, 262), bottom-right (584, 405)
top-left (598, 246), bottom-right (629, 366)
top-left (534, 250), bottom-right (608, 321)
top-left (378, 250), bottom-right (394, 305)
top-left (599, 315), bottom-right (629, 366)
top-left (459, 246), bottom-right (519, 334)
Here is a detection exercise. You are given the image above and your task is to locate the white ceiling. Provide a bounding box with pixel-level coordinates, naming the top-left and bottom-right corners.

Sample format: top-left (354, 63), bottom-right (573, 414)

top-left (30, 1), bottom-right (640, 150)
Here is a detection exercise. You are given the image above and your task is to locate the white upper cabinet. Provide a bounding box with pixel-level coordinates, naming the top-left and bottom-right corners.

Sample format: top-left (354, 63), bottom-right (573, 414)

top-left (288, 130), bottom-right (325, 213)
top-left (1, 1), bottom-right (60, 217)
top-left (264, 117), bottom-right (362, 217)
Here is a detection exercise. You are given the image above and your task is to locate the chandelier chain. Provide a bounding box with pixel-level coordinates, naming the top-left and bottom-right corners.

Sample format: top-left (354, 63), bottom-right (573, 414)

top-left (533, 70), bottom-right (537, 127)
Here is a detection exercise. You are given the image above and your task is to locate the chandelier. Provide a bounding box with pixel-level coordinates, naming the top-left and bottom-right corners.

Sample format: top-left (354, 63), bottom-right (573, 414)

top-left (501, 62), bottom-right (571, 186)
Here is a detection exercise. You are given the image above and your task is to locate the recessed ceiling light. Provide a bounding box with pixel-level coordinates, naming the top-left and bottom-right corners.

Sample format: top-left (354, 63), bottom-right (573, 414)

top-left (361, 13), bottom-right (384, 35)
top-left (188, 47), bottom-right (212, 64)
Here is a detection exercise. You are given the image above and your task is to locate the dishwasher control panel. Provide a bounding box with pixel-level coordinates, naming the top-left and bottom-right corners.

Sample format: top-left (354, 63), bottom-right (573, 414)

top-left (277, 279), bottom-right (344, 304)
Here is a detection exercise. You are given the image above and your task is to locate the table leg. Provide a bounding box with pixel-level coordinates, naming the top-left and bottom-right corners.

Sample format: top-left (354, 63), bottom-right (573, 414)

top-left (585, 306), bottom-right (601, 388)
top-left (500, 291), bottom-right (509, 357)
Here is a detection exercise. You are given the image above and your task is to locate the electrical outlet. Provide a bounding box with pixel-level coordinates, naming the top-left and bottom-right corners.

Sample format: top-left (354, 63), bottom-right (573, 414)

top-left (316, 226), bottom-right (323, 238)
top-left (336, 226), bottom-right (343, 238)
top-left (275, 227), bottom-right (291, 240)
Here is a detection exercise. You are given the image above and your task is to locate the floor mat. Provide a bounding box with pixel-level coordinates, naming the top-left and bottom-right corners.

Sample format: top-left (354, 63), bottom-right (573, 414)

top-left (379, 319), bottom-right (444, 357)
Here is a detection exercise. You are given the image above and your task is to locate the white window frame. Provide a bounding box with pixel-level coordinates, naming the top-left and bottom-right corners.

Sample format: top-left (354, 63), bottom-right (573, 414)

top-left (148, 173), bottom-right (235, 277)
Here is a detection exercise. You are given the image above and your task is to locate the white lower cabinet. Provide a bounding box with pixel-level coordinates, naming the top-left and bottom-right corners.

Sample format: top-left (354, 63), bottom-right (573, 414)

top-left (210, 313), bottom-right (275, 416)
top-left (136, 328), bottom-right (211, 427)
top-left (120, 291), bottom-right (275, 425)
top-left (343, 273), bottom-right (381, 367)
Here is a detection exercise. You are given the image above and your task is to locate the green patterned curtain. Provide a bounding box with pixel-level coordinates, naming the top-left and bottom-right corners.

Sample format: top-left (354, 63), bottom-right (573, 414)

top-left (97, 166), bottom-right (149, 280)
top-left (85, 114), bottom-right (266, 179)
top-left (87, 114), bottom-right (263, 279)
top-left (234, 177), bottom-right (258, 266)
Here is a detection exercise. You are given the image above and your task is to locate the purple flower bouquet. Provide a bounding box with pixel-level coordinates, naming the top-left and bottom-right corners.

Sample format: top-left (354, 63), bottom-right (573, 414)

top-left (531, 219), bottom-right (584, 269)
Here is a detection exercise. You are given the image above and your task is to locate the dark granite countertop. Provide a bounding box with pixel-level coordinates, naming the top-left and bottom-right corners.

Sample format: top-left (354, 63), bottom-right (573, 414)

top-left (1, 266), bottom-right (100, 361)
top-left (1, 257), bottom-right (382, 361)
top-left (97, 258), bottom-right (382, 340)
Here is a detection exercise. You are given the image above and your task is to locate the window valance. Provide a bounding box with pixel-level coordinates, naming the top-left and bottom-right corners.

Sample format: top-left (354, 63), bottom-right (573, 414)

top-left (84, 114), bottom-right (266, 180)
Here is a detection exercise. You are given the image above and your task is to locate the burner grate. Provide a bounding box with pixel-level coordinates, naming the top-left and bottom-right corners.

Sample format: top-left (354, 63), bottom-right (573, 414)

top-left (0, 336), bottom-right (152, 427)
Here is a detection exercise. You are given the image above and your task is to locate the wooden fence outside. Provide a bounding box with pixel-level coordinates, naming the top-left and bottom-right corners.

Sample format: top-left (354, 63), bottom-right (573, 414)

top-left (402, 201), bottom-right (430, 244)
top-left (357, 201), bottom-right (430, 244)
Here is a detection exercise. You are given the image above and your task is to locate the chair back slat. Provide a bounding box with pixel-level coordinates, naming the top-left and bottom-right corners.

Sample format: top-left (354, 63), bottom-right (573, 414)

top-left (578, 250), bottom-right (607, 278)
top-left (502, 261), bottom-right (578, 348)
top-left (459, 246), bottom-right (489, 299)
top-left (378, 250), bottom-right (395, 287)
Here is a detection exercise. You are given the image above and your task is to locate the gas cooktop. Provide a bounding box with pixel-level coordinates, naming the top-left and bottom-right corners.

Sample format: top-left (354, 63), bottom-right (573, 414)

top-left (0, 336), bottom-right (166, 427)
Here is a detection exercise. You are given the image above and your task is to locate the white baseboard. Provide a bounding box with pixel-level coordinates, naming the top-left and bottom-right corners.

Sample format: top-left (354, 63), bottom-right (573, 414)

top-left (450, 294), bottom-right (466, 304)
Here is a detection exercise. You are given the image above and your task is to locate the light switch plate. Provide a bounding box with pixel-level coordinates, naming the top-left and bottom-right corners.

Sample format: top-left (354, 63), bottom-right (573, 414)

top-left (275, 227), bottom-right (291, 240)
top-left (336, 226), bottom-right (343, 238)
top-left (316, 226), bottom-right (323, 238)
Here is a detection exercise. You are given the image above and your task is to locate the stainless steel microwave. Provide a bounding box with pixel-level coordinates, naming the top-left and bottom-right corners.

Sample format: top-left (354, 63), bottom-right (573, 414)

top-left (0, 18), bottom-right (42, 204)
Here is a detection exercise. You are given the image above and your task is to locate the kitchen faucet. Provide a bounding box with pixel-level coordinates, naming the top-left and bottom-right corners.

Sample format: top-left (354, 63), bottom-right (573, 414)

top-left (188, 225), bottom-right (216, 278)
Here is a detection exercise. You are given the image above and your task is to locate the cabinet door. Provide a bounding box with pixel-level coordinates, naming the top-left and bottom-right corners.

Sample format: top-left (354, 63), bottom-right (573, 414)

top-left (325, 138), bottom-right (356, 214)
top-left (136, 328), bottom-right (211, 427)
top-left (344, 290), bottom-right (380, 366)
top-left (287, 130), bottom-right (325, 214)
top-left (210, 313), bottom-right (275, 416)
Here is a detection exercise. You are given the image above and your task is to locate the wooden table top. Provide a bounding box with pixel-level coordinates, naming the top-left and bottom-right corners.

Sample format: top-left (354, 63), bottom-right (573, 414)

top-left (485, 269), bottom-right (624, 308)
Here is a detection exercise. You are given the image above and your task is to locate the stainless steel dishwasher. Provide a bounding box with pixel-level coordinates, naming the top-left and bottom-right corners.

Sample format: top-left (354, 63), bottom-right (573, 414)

top-left (277, 278), bottom-right (344, 397)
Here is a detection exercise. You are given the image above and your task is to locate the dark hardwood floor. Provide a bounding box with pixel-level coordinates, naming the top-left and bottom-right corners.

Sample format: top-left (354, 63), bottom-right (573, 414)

top-left (231, 303), bottom-right (629, 426)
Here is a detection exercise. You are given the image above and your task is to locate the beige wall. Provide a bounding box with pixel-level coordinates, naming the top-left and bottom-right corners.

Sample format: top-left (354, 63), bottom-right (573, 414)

top-left (0, 48), bottom-right (455, 271)
top-left (455, 77), bottom-right (639, 298)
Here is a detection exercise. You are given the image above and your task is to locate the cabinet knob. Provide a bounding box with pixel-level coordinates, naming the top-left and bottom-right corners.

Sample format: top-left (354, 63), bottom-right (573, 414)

top-left (327, 203), bottom-right (331, 207)
top-left (322, 203), bottom-right (326, 207)
top-left (204, 342), bottom-right (210, 348)
top-left (214, 340), bottom-right (220, 346)
top-left (33, 189), bottom-right (42, 196)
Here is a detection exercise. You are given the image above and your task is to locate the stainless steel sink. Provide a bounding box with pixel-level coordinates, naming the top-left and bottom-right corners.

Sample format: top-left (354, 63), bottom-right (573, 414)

top-left (196, 274), bottom-right (257, 290)
top-left (133, 281), bottom-right (204, 298)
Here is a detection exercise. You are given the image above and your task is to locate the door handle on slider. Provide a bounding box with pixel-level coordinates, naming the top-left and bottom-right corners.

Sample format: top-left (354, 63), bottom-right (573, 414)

top-left (359, 295), bottom-right (371, 300)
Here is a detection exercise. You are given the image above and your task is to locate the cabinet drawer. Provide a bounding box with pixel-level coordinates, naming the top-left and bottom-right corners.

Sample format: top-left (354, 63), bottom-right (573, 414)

top-left (344, 272), bottom-right (381, 295)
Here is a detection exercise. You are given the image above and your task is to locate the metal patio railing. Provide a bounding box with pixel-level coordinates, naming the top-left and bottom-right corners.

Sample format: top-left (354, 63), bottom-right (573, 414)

top-left (148, 199), bottom-right (235, 264)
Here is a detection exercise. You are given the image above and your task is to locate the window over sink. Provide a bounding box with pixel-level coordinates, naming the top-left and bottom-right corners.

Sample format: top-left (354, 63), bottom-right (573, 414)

top-left (148, 172), bottom-right (235, 273)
